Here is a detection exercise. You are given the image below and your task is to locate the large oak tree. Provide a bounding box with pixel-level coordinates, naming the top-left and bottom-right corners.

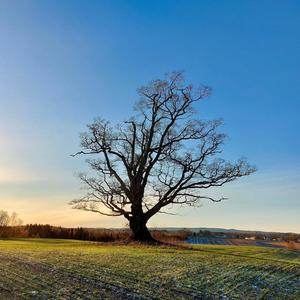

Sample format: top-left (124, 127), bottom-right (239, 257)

top-left (71, 72), bottom-right (255, 242)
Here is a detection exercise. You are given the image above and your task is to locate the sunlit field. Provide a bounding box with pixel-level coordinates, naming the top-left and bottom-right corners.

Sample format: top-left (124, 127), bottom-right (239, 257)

top-left (0, 239), bottom-right (299, 299)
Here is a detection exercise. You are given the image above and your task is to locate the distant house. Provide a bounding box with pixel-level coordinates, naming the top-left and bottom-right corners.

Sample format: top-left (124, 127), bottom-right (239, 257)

top-left (245, 236), bottom-right (256, 240)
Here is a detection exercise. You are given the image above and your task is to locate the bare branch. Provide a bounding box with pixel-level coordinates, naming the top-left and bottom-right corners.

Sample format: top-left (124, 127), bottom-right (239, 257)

top-left (72, 71), bottom-right (256, 241)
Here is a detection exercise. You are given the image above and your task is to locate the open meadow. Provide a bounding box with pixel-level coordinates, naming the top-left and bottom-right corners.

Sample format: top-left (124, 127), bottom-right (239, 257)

top-left (0, 239), bottom-right (299, 299)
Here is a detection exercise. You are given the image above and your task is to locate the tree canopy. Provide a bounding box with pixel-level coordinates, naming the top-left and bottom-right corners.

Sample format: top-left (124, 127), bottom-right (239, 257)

top-left (71, 72), bottom-right (255, 241)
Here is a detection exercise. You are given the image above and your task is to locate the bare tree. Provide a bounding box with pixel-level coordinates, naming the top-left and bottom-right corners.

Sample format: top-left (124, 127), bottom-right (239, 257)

top-left (71, 72), bottom-right (256, 242)
top-left (0, 210), bottom-right (10, 226)
top-left (0, 210), bottom-right (23, 227)
top-left (10, 212), bottom-right (23, 226)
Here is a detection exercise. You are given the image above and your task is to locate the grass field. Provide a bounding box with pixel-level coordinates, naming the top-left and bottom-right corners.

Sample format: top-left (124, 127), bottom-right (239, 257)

top-left (0, 239), bottom-right (299, 299)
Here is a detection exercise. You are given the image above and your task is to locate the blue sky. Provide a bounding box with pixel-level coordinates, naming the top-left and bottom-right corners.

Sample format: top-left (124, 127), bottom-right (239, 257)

top-left (0, 0), bottom-right (299, 232)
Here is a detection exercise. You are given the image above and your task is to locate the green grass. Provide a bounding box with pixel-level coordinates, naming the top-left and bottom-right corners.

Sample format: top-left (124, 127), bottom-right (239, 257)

top-left (0, 239), bottom-right (299, 299)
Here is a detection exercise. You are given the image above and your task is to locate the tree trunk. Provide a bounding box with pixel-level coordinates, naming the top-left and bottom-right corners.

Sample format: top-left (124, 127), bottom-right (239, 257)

top-left (129, 215), bottom-right (154, 242)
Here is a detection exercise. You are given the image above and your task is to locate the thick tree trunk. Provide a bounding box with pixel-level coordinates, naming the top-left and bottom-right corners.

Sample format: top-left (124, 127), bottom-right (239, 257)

top-left (128, 215), bottom-right (154, 242)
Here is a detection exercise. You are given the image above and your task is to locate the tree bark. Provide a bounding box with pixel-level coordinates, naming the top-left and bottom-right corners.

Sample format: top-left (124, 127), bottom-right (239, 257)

top-left (128, 213), bottom-right (154, 242)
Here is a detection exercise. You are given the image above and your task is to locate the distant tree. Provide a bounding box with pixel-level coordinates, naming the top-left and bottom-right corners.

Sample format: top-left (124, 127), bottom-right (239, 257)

top-left (10, 212), bottom-right (23, 226)
top-left (0, 210), bottom-right (10, 226)
top-left (0, 210), bottom-right (23, 227)
top-left (71, 72), bottom-right (256, 242)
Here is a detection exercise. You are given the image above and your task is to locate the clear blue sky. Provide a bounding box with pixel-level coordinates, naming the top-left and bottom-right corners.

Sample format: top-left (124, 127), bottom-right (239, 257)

top-left (0, 0), bottom-right (299, 232)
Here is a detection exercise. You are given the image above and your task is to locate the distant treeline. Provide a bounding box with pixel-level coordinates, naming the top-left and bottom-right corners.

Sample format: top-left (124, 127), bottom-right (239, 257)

top-left (192, 230), bottom-right (300, 242)
top-left (0, 225), bottom-right (298, 243)
top-left (0, 225), bottom-right (129, 242)
top-left (0, 224), bottom-right (189, 243)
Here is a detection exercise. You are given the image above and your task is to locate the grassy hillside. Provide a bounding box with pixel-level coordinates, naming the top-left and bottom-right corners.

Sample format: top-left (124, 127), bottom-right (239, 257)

top-left (0, 239), bottom-right (299, 299)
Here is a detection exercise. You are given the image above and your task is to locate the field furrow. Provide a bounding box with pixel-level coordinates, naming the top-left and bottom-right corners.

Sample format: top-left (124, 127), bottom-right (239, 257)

top-left (0, 239), bottom-right (299, 300)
